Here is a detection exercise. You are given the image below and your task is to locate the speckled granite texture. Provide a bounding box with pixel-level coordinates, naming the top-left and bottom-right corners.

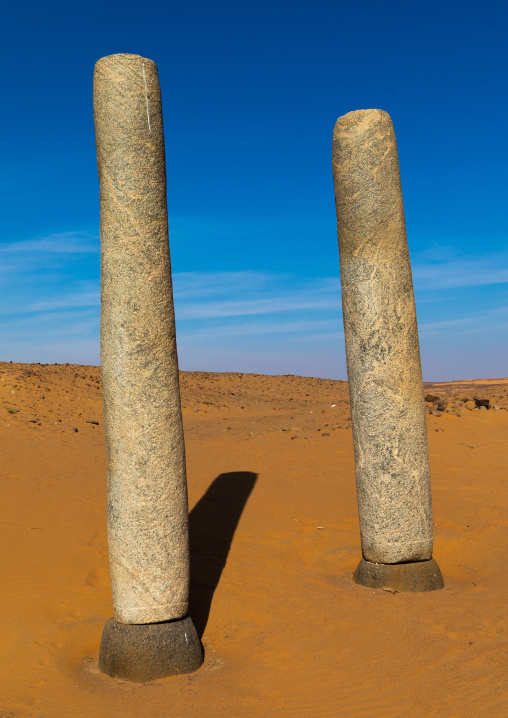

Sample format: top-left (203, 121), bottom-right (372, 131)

top-left (94, 54), bottom-right (190, 623)
top-left (332, 109), bottom-right (434, 564)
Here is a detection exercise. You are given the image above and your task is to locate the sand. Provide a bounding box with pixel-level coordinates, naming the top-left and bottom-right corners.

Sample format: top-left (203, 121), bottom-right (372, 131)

top-left (0, 362), bottom-right (506, 717)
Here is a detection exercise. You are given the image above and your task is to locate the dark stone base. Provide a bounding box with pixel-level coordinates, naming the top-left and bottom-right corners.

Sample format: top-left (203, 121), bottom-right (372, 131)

top-left (353, 557), bottom-right (444, 592)
top-left (99, 615), bottom-right (203, 682)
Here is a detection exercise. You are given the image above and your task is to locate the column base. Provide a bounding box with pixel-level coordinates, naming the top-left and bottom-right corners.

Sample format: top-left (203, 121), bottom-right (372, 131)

top-left (99, 615), bottom-right (203, 682)
top-left (353, 557), bottom-right (444, 592)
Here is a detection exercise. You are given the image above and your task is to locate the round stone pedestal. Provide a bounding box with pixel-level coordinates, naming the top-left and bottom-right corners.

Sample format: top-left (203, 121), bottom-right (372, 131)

top-left (353, 558), bottom-right (444, 592)
top-left (99, 616), bottom-right (203, 682)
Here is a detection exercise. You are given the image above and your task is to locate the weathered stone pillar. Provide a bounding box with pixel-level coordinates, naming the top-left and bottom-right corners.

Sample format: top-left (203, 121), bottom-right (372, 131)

top-left (94, 53), bottom-right (203, 680)
top-left (332, 109), bottom-right (443, 592)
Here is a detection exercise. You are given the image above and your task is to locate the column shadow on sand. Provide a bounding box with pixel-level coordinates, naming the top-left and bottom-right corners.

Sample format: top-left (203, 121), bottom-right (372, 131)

top-left (188, 471), bottom-right (257, 638)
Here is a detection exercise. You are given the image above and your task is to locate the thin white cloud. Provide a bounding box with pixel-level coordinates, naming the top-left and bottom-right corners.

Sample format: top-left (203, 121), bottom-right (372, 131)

top-left (173, 272), bottom-right (340, 319)
top-left (419, 305), bottom-right (508, 335)
top-left (29, 290), bottom-right (100, 312)
top-left (419, 317), bottom-right (474, 332)
top-left (178, 318), bottom-right (342, 342)
top-left (172, 271), bottom-right (276, 300)
top-left (0, 231), bottom-right (99, 258)
top-left (0, 231), bottom-right (99, 319)
top-left (0, 230), bottom-right (506, 379)
top-left (0, 309), bottom-right (98, 336)
top-left (175, 293), bottom-right (339, 319)
top-left (412, 249), bottom-right (508, 290)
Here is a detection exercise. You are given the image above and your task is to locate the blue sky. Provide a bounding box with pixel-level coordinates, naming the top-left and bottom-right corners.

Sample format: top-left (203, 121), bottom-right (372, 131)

top-left (1, 0), bottom-right (506, 380)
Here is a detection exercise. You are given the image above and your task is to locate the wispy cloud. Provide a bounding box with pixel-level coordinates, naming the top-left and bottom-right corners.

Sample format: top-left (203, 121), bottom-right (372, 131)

top-left (172, 273), bottom-right (343, 357)
top-left (0, 231), bottom-right (506, 380)
top-left (173, 272), bottom-right (340, 320)
top-left (0, 233), bottom-right (99, 285)
top-left (173, 270), bottom-right (270, 299)
top-left (0, 231), bottom-right (99, 257)
top-left (28, 290), bottom-right (100, 313)
top-left (0, 232), bottom-right (100, 316)
top-left (178, 317), bottom-right (343, 342)
top-left (0, 231), bottom-right (101, 363)
top-left (419, 317), bottom-right (474, 332)
top-left (412, 248), bottom-right (508, 291)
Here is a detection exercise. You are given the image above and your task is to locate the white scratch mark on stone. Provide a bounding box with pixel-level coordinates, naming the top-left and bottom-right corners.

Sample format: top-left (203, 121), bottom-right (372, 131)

top-left (184, 632), bottom-right (188, 644)
top-left (142, 63), bottom-right (151, 133)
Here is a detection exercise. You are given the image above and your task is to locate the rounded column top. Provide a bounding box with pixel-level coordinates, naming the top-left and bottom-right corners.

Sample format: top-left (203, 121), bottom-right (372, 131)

top-left (333, 108), bottom-right (393, 136)
top-left (95, 53), bottom-right (157, 68)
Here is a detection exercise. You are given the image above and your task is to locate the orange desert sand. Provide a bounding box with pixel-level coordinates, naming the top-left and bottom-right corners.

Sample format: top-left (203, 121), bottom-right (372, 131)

top-left (1, 361), bottom-right (507, 717)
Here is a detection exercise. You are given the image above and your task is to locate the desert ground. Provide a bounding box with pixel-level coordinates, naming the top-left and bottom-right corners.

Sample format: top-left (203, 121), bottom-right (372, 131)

top-left (0, 361), bottom-right (506, 717)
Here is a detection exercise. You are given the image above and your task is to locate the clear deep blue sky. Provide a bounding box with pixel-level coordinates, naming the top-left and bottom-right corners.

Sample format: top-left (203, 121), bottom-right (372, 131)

top-left (1, 0), bottom-right (506, 379)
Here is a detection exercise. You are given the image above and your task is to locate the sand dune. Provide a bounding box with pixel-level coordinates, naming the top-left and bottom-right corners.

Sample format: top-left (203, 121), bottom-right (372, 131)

top-left (1, 362), bottom-right (507, 716)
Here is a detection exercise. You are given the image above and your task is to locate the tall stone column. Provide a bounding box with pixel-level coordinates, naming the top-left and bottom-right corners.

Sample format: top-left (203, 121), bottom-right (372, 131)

top-left (332, 109), bottom-right (443, 592)
top-left (94, 53), bottom-right (203, 680)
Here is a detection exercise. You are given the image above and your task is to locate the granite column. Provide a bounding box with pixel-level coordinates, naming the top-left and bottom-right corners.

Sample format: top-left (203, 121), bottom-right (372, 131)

top-left (94, 53), bottom-right (203, 679)
top-left (332, 109), bottom-right (443, 591)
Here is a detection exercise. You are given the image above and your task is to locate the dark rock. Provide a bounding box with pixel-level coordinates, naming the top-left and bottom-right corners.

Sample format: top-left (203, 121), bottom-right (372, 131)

top-left (353, 557), bottom-right (444, 592)
top-left (99, 616), bottom-right (203, 681)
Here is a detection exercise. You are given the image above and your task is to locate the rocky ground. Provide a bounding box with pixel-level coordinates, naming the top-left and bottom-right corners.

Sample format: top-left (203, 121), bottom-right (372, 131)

top-left (2, 362), bottom-right (506, 438)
